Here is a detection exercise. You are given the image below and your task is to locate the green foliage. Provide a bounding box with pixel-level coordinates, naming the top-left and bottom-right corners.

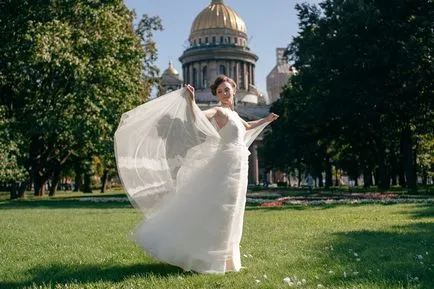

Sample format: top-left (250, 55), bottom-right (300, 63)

top-left (0, 0), bottom-right (163, 194)
top-left (0, 108), bottom-right (27, 182)
top-left (262, 0), bottom-right (434, 190)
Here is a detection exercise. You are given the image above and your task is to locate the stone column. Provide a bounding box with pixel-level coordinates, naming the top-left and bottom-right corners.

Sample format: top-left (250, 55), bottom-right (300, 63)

top-left (250, 143), bottom-right (259, 185)
top-left (252, 64), bottom-right (256, 86)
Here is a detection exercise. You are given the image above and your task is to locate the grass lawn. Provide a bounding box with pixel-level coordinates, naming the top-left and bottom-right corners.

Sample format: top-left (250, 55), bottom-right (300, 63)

top-left (0, 191), bottom-right (433, 289)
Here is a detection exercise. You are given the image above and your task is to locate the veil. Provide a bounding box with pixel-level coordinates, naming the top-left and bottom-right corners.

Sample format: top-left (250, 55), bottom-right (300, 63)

top-left (114, 88), bottom-right (269, 217)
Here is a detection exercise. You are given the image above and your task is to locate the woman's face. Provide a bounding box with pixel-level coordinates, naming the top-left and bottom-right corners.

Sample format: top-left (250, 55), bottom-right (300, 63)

top-left (216, 81), bottom-right (235, 105)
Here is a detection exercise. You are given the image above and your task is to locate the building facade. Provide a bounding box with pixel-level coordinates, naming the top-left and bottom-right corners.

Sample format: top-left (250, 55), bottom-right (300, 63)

top-left (266, 48), bottom-right (297, 103)
top-left (161, 0), bottom-right (273, 185)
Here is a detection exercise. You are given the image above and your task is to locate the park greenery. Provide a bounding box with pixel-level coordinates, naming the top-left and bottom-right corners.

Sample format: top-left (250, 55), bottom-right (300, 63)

top-left (0, 0), bottom-right (432, 198)
top-left (0, 191), bottom-right (433, 288)
top-left (0, 0), bottom-right (162, 198)
top-left (262, 0), bottom-right (434, 193)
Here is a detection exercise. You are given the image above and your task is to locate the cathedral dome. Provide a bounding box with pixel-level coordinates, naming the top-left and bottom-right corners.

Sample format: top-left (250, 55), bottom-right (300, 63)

top-left (162, 61), bottom-right (180, 77)
top-left (190, 0), bottom-right (246, 37)
top-left (191, 0), bottom-right (246, 34)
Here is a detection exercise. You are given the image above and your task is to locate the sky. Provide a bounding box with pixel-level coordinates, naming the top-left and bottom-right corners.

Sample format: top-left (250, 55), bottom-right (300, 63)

top-left (123, 0), bottom-right (320, 95)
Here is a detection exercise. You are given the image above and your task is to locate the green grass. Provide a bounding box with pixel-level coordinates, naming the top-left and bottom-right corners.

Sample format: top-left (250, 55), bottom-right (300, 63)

top-left (0, 193), bottom-right (433, 288)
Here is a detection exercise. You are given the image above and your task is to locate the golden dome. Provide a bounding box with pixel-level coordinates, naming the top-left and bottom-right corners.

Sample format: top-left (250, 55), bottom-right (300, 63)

top-left (162, 61), bottom-right (179, 76)
top-left (190, 0), bottom-right (246, 34)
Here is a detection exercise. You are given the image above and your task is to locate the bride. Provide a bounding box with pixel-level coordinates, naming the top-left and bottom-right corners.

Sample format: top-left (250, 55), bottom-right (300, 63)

top-left (114, 75), bottom-right (278, 274)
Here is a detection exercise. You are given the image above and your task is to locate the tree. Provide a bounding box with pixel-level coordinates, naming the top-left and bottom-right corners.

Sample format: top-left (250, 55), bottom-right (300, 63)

top-left (262, 0), bottom-right (433, 191)
top-left (0, 0), bottom-right (163, 196)
top-left (0, 107), bottom-right (28, 199)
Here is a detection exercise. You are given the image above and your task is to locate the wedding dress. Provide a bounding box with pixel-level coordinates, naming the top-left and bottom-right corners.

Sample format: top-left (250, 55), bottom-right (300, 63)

top-left (114, 88), bottom-right (270, 274)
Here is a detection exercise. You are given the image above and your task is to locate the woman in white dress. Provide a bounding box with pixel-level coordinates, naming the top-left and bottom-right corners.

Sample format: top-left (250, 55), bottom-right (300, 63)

top-left (114, 75), bottom-right (278, 274)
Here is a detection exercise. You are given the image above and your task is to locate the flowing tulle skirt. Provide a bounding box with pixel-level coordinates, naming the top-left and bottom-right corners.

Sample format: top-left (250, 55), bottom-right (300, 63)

top-left (132, 141), bottom-right (249, 274)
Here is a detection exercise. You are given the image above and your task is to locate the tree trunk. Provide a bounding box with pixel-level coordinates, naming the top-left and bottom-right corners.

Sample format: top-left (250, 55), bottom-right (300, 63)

top-left (377, 148), bottom-right (389, 191)
top-left (74, 164), bottom-right (82, 192)
top-left (10, 182), bottom-right (18, 200)
top-left (49, 167), bottom-right (61, 196)
top-left (363, 168), bottom-right (372, 188)
top-left (398, 144), bottom-right (406, 187)
top-left (297, 167), bottom-right (301, 187)
top-left (83, 173), bottom-right (92, 193)
top-left (324, 155), bottom-right (333, 188)
top-left (33, 173), bottom-right (46, 196)
top-left (318, 173), bottom-right (324, 188)
top-left (100, 169), bottom-right (108, 193)
top-left (401, 126), bottom-right (417, 193)
top-left (334, 168), bottom-right (339, 186)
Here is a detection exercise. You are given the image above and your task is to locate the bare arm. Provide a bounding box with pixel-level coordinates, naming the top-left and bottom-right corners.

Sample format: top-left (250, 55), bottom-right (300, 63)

top-left (184, 84), bottom-right (218, 121)
top-left (242, 113), bottom-right (279, 130)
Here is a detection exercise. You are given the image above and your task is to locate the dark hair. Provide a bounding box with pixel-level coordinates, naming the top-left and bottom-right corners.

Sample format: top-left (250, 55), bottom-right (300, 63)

top-left (210, 75), bottom-right (237, 96)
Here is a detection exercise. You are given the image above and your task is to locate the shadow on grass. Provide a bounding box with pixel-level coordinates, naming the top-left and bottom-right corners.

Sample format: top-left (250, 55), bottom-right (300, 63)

top-left (245, 202), bottom-right (406, 212)
top-left (296, 204), bottom-right (434, 288)
top-left (0, 198), bottom-right (133, 210)
top-left (246, 204), bottom-right (311, 211)
top-left (409, 204), bottom-right (434, 219)
top-left (0, 262), bottom-right (187, 289)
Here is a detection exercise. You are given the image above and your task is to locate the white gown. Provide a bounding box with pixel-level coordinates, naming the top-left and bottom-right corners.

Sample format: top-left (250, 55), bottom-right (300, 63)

top-left (114, 88), bottom-right (270, 274)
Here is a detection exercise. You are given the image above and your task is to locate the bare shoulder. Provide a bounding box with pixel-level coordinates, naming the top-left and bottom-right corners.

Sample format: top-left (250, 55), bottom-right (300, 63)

top-left (203, 107), bottom-right (218, 119)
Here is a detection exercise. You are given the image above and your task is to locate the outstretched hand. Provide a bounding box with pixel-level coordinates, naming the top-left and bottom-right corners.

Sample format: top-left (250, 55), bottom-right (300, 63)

top-left (184, 84), bottom-right (195, 101)
top-left (266, 112), bottom-right (279, 122)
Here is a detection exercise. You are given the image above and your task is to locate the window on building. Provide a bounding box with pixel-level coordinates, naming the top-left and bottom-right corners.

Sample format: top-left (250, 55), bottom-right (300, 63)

top-left (205, 37), bottom-right (208, 44)
top-left (193, 68), bottom-right (198, 88)
top-left (212, 36), bottom-right (216, 44)
top-left (219, 65), bottom-right (226, 75)
top-left (220, 36), bottom-right (224, 44)
top-left (202, 66), bottom-right (207, 88)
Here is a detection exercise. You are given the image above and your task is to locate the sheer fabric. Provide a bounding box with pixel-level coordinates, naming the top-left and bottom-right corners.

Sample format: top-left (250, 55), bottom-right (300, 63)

top-left (114, 88), bottom-right (270, 273)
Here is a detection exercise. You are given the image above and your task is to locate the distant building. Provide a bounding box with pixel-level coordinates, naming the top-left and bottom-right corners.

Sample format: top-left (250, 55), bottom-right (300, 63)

top-left (266, 48), bottom-right (297, 103)
top-left (160, 0), bottom-right (275, 185)
top-left (160, 61), bottom-right (183, 95)
top-left (178, 0), bottom-right (268, 107)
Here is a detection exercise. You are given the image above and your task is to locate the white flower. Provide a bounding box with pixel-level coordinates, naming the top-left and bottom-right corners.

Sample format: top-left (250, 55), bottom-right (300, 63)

top-left (317, 284), bottom-right (324, 288)
top-left (283, 277), bottom-right (294, 286)
top-left (263, 274), bottom-right (267, 279)
top-left (354, 253), bottom-right (358, 257)
top-left (328, 270), bottom-right (334, 274)
top-left (301, 279), bottom-right (307, 284)
top-left (343, 272), bottom-right (347, 278)
top-left (353, 271), bottom-right (359, 275)
top-left (356, 258), bottom-right (361, 262)
top-left (417, 255), bottom-right (424, 260)
top-left (255, 279), bottom-right (261, 284)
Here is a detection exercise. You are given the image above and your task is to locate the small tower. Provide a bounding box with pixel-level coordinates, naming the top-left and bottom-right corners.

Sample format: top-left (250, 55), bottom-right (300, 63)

top-left (160, 61), bottom-right (183, 95)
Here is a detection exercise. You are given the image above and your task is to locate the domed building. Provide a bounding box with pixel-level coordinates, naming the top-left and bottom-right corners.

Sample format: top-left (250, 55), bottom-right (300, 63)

top-left (160, 0), bottom-right (273, 185)
top-left (179, 0), bottom-right (266, 106)
top-left (160, 61), bottom-right (183, 95)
